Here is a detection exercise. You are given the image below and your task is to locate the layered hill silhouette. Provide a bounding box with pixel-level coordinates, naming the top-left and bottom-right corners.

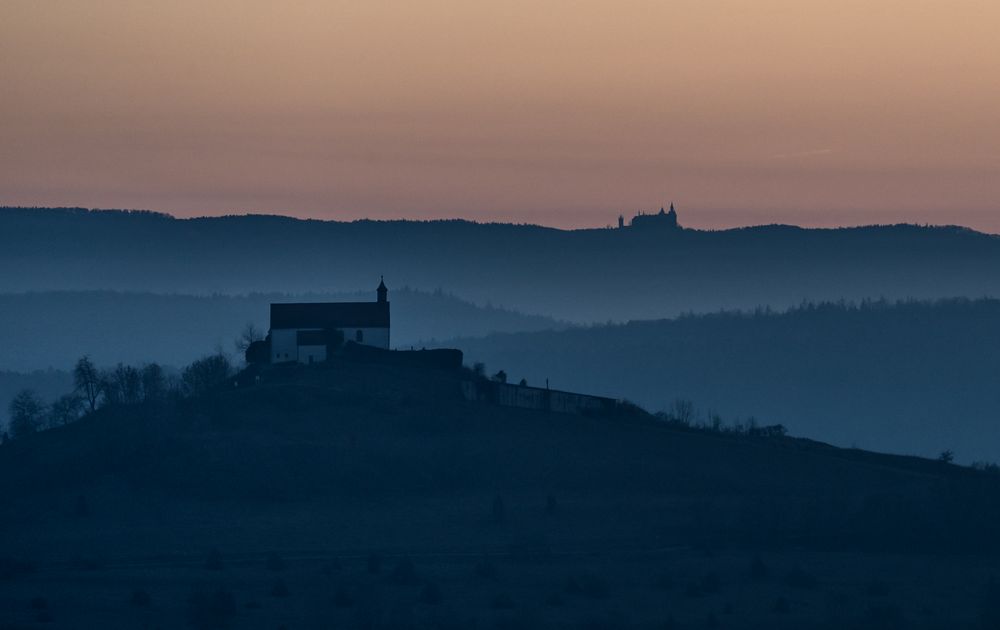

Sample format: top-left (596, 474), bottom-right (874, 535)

top-left (0, 289), bottom-right (559, 372)
top-left (4, 207), bottom-right (1000, 321)
top-left (443, 298), bottom-right (1000, 463)
top-left (2, 357), bottom-right (1000, 628)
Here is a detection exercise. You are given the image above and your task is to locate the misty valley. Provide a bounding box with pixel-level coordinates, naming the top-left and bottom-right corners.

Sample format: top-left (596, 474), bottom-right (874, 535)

top-left (3, 208), bottom-right (1000, 629)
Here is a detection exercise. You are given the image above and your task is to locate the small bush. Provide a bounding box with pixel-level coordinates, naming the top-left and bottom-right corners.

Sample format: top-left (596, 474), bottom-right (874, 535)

top-left (864, 603), bottom-right (905, 629)
top-left (321, 560), bottom-right (341, 577)
top-left (187, 587), bottom-right (236, 629)
top-left (772, 596), bottom-right (790, 614)
top-left (35, 610), bottom-right (54, 624)
top-left (785, 566), bottom-right (819, 590)
top-left (204, 549), bottom-right (224, 571)
top-left (750, 424), bottom-right (788, 438)
top-left (972, 461), bottom-right (1000, 474)
top-left (270, 578), bottom-right (289, 598)
top-left (130, 589), bottom-right (152, 608)
top-left (701, 572), bottom-right (721, 594)
top-left (749, 555), bottom-right (768, 581)
top-left (30, 597), bottom-right (48, 609)
top-left (71, 557), bottom-right (104, 571)
top-left (333, 584), bottom-right (354, 608)
top-left (0, 557), bottom-right (34, 580)
top-left (653, 573), bottom-right (674, 591)
top-left (865, 579), bottom-right (890, 597)
top-left (566, 573), bottom-right (610, 599)
top-left (420, 582), bottom-right (443, 605)
top-left (491, 592), bottom-right (515, 609)
top-left (545, 494), bottom-right (558, 515)
top-left (686, 572), bottom-right (721, 597)
top-left (580, 611), bottom-right (629, 630)
top-left (74, 495), bottom-right (90, 518)
top-left (474, 556), bottom-right (498, 580)
top-left (981, 576), bottom-right (1000, 629)
top-left (390, 557), bottom-right (419, 585)
top-left (265, 552), bottom-right (285, 572)
top-left (492, 495), bottom-right (506, 524)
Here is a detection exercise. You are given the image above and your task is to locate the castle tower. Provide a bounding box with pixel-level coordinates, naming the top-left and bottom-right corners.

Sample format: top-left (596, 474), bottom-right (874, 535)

top-left (665, 202), bottom-right (678, 227)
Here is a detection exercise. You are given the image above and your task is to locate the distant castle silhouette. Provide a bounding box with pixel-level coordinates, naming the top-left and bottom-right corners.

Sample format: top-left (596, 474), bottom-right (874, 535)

top-left (618, 203), bottom-right (680, 230)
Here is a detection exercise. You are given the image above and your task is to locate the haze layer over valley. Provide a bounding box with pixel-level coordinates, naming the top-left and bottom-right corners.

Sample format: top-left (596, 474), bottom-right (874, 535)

top-left (3, 207), bottom-right (1000, 464)
top-left (4, 207), bottom-right (1000, 322)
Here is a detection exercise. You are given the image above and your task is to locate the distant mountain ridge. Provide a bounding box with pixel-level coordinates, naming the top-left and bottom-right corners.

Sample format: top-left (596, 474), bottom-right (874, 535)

top-left (4, 206), bottom-right (1000, 321)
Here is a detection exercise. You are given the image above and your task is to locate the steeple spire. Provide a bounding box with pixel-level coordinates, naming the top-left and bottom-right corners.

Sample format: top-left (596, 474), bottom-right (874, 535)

top-left (377, 276), bottom-right (388, 303)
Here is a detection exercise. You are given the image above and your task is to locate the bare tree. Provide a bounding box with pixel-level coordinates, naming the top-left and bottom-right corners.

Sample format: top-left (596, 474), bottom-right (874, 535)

top-left (234, 322), bottom-right (264, 354)
top-left (8, 389), bottom-right (45, 438)
top-left (671, 399), bottom-right (695, 426)
top-left (102, 364), bottom-right (142, 406)
top-left (182, 354), bottom-right (233, 397)
top-left (48, 393), bottom-right (83, 427)
top-left (73, 356), bottom-right (102, 413)
top-left (141, 363), bottom-right (166, 403)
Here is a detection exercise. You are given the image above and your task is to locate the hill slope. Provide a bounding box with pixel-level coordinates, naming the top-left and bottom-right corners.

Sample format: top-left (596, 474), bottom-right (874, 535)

top-left (444, 299), bottom-right (1000, 463)
top-left (1, 360), bottom-right (999, 627)
top-left (4, 207), bottom-right (1000, 321)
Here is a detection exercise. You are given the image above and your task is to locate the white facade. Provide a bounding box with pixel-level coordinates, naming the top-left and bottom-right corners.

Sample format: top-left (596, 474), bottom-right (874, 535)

top-left (270, 326), bottom-right (390, 364)
top-left (349, 327), bottom-right (389, 349)
top-left (269, 281), bottom-right (391, 365)
top-left (271, 329), bottom-right (298, 363)
top-left (298, 345), bottom-right (326, 364)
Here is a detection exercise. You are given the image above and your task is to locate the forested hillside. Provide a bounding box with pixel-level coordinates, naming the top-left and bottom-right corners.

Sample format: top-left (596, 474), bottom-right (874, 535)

top-left (4, 207), bottom-right (1000, 321)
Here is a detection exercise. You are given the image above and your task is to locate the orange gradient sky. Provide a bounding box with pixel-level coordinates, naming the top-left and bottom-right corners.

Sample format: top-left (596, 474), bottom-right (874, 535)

top-left (2, 1), bottom-right (999, 230)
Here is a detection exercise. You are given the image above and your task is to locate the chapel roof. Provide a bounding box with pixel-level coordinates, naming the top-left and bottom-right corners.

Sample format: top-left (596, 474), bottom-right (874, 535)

top-left (270, 301), bottom-right (389, 330)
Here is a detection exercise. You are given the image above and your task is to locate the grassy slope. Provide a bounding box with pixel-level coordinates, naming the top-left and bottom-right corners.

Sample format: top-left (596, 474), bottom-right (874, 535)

top-left (1, 360), bottom-right (998, 628)
top-left (1, 359), bottom-right (995, 557)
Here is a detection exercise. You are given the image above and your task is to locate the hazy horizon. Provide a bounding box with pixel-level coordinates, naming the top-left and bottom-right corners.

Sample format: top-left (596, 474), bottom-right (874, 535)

top-left (3, 1), bottom-right (999, 231)
top-left (6, 5), bottom-right (1000, 627)
top-left (4, 204), bottom-right (999, 235)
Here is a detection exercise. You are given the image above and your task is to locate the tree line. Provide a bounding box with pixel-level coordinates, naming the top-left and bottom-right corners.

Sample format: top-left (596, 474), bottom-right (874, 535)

top-left (4, 354), bottom-right (234, 441)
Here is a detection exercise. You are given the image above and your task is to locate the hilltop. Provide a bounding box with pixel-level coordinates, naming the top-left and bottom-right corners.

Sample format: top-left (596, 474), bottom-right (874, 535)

top-left (4, 207), bottom-right (1000, 321)
top-left (0, 289), bottom-right (560, 373)
top-left (2, 357), bottom-right (999, 628)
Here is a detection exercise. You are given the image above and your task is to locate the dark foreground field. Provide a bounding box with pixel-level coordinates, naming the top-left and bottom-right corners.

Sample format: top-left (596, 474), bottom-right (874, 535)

top-left (2, 359), bottom-right (999, 629)
top-left (5, 546), bottom-right (997, 629)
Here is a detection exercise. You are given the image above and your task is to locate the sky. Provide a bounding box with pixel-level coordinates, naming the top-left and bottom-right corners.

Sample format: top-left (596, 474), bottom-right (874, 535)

top-left (2, 1), bottom-right (999, 231)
